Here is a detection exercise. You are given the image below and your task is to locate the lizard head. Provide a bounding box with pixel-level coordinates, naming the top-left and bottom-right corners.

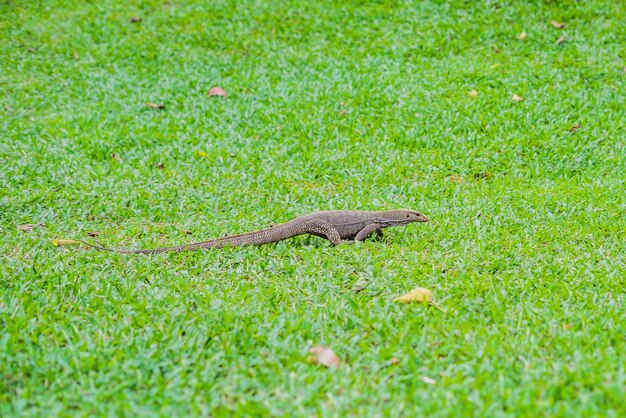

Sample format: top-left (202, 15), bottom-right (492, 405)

top-left (402, 209), bottom-right (429, 223)
top-left (383, 209), bottom-right (429, 225)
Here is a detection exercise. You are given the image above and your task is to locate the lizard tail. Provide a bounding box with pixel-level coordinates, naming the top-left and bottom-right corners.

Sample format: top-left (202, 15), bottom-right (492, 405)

top-left (79, 239), bottom-right (220, 254)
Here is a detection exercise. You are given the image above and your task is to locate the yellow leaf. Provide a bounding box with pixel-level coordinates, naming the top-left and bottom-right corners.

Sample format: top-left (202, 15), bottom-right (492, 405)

top-left (197, 151), bottom-right (207, 157)
top-left (468, 90), bottom-right (478, 98)
top-left (52, 239), bottom-right (81, 247)
top-left (512, 94), bottom-right (524, 102)
top-left (395, 287), bottom-right (433, 304)
top-left (394, 287), bottom-right (445, 312)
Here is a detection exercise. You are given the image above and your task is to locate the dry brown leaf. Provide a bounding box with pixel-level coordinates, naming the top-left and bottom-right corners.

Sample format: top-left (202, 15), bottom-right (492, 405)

top-left (394, 287), bottom-right (445, 312)
top-left (390, 357), bottom-right (399, 365)
top-left (17, 223), bottom-right (45, 232)
top-left (208, 86), bottom-right (227, 97)
top-left (447, 175), bottom-right (464, 183)
top-left (550, 20), bottom-right (565, 29)
top-left (145, 102), bottom-right (165, 109)
top-left (518, 32), bottom-right (526, 40)
top-left (420, 376), bottom-right (437, 385)
top-left (154, 162), bottom-right (165, 169)
top-left (309, 346), bottom-right (341, 368)
top-left (512, 94), bottom-right (524, 102)
top-left (351, 277), bottom-right (368, 293)
top-left (468, 89), bottom-right (478, 98)
top-left (52, 239), bottom-right (81, 247)
top-left (556, 35), bottom-right (567, 45)
top-left (86, 231), bottom-right (100, 237)
top-left (111, 153), bottom-right (121, 161)
top-left (130, 16), bottom-right (142, 23)
top-left (568, 124), bottom-right (581, 133)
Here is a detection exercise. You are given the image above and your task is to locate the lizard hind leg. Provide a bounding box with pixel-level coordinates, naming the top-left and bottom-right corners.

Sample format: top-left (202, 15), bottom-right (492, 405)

top-left (303, 219), bottom-right (342, 246)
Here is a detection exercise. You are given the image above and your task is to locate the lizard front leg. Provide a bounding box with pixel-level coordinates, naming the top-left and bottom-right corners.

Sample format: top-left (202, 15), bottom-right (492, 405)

top-left (304, 219), bottom-right (342, 246)
top-left (354, 223), bottom-right (383, 241)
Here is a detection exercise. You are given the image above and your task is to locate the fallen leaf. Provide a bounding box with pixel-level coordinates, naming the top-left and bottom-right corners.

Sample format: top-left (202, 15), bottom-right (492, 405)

top-left (111, 153), bottom-right (121, 161)
top-left (490, 63), bottom-right (499, 69)
top-left (351, 277), bottom-right (368, 293)
top-left (145, 102), bottom-right (165, 109)
top-left (447, 175), bottom-right (464, 183)
top-left (197, 151), bottom-right (207, 157)
top-left (309, 346), bottom-right (341, 368)
top-left (390, 357), bottom-right (399, 365)
top-left (556, 35), bottom-right (567, 45)
top-left (420, 376), bottom-right (436, 385)
top-left (185, 230), bottom-right (192, 235)
top-left (86, 231), bottom-right (100, 237)
top-left (208, 86), bottom-right (227, 97)
top-left (518, 32), bottom-right (526, 40)
top-left (550, 20), bottom-right (565, 29)
top-left (17, 223), bottom-right (45, 232)
top-left (394, 287), bottom-right (445, 312)
top-left (130, 16), bottom-right (142, 23)
top-left (395, 287), bottom-right (433, 304)
top-left (154, 162), bottom-right (165, 169)
top-left (468, 89), bottom-right (478, 98)
top-left (52, 239), bottom-right (81, 247)
top-left (512, 94), bottom-right (524, 102)
top-left (568, 124), bottom-right (581, 133)
top-left (73, 51), bottom-right (79, 60)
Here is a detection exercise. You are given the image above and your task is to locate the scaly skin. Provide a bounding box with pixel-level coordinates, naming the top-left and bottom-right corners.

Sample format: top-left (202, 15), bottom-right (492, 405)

top-left (82, 209), bottom-right (429, 254)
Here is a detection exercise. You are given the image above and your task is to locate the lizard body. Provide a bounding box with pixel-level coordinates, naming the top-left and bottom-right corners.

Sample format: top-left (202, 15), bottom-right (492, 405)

top-left (82, 209), bottom-right (428, 254)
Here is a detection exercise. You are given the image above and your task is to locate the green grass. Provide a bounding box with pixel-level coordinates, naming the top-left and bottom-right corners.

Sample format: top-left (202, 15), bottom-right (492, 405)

top-left (1, 0), bottom-right (625, 416)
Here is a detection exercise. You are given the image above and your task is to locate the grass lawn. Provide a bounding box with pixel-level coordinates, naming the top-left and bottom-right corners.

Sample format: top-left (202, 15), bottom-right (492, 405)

top-left (1, 0), bottom-right (625, 415)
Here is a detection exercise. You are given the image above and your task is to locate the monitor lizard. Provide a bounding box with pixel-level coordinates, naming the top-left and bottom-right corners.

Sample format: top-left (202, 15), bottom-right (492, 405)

top-left (81, 209), bottom-right (428, 254)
